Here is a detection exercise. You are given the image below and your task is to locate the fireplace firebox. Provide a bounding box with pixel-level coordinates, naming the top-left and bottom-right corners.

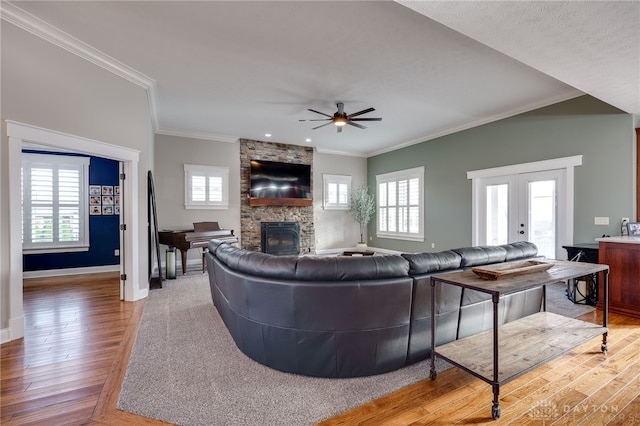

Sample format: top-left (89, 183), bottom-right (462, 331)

top-left (261, 222), bottom-right (300, 255)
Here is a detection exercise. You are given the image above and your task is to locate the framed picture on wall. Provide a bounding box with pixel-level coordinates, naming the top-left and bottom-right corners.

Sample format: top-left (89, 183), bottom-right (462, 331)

top-left (102, 185), bottom-right (113, 196)
top-left (90, 196), bottom-right (101, 205)
top-left (102, 195), bottom-right (114, 205)
top-left (114, 186), bottom-right (120, 195)
top-left (90, 205), bottom-right (102, 215)
top-left (114, 205), bottom-right (121, 215)
top-left (627, 222), bottom-right (640, 236)
top-left (90, 185), bottom-right (101, 196)
top-left (102, 205), bottom-right (114, 215)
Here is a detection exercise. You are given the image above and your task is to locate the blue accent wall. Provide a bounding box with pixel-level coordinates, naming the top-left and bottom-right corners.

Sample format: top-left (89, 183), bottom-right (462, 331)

top-left (23, 153), bottom-right (121, 271)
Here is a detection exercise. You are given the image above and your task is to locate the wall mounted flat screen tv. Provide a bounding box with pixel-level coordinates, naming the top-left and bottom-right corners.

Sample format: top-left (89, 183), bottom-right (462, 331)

top-left (250, 160), bottom-right (311, 199)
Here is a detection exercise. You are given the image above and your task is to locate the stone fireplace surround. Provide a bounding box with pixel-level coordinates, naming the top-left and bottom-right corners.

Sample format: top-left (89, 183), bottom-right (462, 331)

top-left (240, 139), bottom-right (315, 254)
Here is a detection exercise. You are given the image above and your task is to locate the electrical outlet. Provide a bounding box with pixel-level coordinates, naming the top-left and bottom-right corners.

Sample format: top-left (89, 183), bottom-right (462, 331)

top-left (431, 243), bottom-right (435, 249)
top-left (114, 249), bottom-right (120, 256)
top-left (594, 217), bottom-right (609, 225)
top-left (622, 217), bottom-right (630, 224)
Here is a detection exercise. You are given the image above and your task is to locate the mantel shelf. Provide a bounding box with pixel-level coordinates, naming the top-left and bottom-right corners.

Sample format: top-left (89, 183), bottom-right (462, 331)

top-left (249, 197), bottom-right (312, 207)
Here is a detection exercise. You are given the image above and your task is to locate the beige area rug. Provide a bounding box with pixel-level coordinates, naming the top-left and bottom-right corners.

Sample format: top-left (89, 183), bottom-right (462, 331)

top-left (117, 274), bottom-right (593, 425)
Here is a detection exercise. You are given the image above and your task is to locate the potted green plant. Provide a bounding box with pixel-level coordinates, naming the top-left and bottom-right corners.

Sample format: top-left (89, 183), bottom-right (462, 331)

top-left (350, 185), bottom-right (375, 250)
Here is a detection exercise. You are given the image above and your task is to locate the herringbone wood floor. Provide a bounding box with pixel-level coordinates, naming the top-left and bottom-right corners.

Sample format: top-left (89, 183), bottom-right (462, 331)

top-left (2, 273), bottom-right (640, 425)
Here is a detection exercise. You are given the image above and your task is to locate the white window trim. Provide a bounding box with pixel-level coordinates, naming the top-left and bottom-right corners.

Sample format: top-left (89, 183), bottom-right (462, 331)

top-left (323, 174), bottom-right (352, 210)
top-left (184, 164), bottom-right (229, 209)
top-left (376, 166), bottom-right (425, 242)
top-left (22, 152), bottom-right (90, 253)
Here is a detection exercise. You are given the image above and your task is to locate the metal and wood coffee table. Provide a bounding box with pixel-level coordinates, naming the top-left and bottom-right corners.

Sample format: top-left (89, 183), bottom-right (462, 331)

top-left (429, 259), bottom-right (609, 420)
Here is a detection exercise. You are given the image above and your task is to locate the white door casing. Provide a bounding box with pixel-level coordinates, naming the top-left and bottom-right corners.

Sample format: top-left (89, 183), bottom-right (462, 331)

top-left (468, 156), bottom-right (582, 257)
top-left (5, 120), bottom-right (142, 342)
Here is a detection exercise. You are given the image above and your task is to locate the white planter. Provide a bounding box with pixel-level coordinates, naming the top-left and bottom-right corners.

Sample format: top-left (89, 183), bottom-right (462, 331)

top-left (355, 243), bottom-right (368, 252)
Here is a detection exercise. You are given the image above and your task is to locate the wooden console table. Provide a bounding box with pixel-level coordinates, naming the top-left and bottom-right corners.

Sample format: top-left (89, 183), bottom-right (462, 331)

top-left (429, 259), bottom-right (609, 420)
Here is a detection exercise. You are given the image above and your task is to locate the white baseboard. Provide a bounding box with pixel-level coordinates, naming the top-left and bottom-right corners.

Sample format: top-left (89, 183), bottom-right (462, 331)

top-left (23, 265), bottom-right (120, 279)
top-left (0, 328), bottom-right (10, 344)
top-left (1, 315), bottom-right (25, 343)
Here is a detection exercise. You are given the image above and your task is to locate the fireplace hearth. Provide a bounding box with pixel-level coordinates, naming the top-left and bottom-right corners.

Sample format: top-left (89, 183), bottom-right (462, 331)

top-left (261, 222), bottom-right (300, 255)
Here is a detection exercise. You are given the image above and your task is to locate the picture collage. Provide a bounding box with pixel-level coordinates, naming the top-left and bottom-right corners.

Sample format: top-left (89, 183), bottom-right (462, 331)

top-left (89, 185), bottom-right (121, 215)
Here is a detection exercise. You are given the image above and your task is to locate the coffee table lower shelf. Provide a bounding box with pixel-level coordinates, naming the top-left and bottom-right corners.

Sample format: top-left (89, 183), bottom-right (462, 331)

top-left (430, 311), bottom-right (607, 418)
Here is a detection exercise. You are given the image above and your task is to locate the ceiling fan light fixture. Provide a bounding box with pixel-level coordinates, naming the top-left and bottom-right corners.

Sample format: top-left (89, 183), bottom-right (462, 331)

top-left (334, 116), bottom-right (348, 126)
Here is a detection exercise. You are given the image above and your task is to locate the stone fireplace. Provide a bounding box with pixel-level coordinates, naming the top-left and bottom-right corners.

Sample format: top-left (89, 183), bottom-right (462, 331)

top-left (261, 222), bottom-right (300, 255)
top-left (240, 139), bottom-right (315, 254)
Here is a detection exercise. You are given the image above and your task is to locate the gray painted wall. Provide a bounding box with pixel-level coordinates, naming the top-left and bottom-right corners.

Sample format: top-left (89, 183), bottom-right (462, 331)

top-left (154, 135), bottom-right (368, 258)
top-left (154, 134), bottom-right (241, 267)
top-left (313, 152), bottom-right (367, 249)
top-left (1, 23), bottom-right (151, 330)
top-left (368, 96), bottom-right (635, 254)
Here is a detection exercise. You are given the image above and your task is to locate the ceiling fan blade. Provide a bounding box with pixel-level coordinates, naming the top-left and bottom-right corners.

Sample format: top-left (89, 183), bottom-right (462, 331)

top-left (347, 121), bottom-right (367, 129)
top-left (348, 107), bottom-right (375, 118)
top-left (350, 117), bottom-right (382, 122)
top-left (299, 118), bottom-right (332, 122)
top-left (336, 102), bottom-right (344, 115)
top-left (312, 122), bottom-right (334, 130)
top-left (308, 108), bottom-right (333, 118)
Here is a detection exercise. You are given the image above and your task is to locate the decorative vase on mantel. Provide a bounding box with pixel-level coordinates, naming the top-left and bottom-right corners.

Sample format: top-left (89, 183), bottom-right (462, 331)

top-left (355, 242), bottom-right (368, 252)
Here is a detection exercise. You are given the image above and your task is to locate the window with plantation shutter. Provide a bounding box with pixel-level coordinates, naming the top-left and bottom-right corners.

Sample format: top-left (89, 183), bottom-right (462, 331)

top-left (323, 174), bottom-right (351, 210)
top-left (184, 164), bottom-right (229, 209)
top-left (376, 166), bottom-right (424, 241)
top-left (22, 153), bottom-right (90, 253)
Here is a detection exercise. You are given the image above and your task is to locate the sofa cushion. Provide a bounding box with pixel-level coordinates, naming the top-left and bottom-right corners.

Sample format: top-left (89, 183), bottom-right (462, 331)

top-left (401, 251), bottom-right (462, 275)
top-left (501, 241), bottom-right (538, 261)
top-left (453, 245), bottom-right (507, 267)
top-left (214, 244), bottom-right (298, 279)
top-left (208, 239), bottom-right (227, 255)
top-left (295, 255), bottom-right (409, 281)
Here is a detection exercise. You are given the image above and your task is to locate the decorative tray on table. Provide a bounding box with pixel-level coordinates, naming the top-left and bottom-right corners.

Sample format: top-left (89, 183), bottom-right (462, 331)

top-left (471, 260), bottom-right (554, 280)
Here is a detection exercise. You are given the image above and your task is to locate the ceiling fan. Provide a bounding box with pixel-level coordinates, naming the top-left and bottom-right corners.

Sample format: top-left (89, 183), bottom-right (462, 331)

top-left (299, 102), bottom-right (382, 133)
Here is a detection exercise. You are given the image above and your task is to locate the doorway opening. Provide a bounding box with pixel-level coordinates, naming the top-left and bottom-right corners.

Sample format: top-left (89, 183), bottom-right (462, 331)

top-left (5, 121), bottom-right (141, 342)
top-left (468, 156), bottom-right (582, 259)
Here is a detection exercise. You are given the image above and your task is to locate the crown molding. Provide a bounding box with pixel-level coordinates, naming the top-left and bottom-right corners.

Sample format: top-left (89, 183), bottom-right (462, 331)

top-left (315, 146), bottom-right (367, 158)
top-left (1, 1), bottom-right (159, 130)
top-left (155, 128), bottom-right (239, 144)
top-left (366, 88), bottom-right (585, 157)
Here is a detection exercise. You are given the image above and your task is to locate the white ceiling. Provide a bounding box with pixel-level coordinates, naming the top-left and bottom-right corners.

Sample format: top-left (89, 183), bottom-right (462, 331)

top-left (4, 1), bottom-right (639, 157)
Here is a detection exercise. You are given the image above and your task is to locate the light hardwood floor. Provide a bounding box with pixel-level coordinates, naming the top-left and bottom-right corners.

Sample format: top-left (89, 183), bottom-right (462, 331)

top-left (2, 273), bottom-right (640, 425)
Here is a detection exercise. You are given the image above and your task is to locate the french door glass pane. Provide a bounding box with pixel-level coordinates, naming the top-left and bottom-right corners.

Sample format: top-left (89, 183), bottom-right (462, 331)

top-left (486, 184), bottom-right (508, 245)
top-left (529, 180), bottom-right (556, 259)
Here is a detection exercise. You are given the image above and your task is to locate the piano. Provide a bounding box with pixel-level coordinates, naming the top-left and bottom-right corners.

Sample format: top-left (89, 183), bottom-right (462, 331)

top-left (158, 222), bottom-right (238, 274)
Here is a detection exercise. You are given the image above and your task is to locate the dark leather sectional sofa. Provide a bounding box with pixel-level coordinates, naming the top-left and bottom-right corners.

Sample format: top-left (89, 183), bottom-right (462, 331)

top-left (206, 240), bottom-right (542, 378)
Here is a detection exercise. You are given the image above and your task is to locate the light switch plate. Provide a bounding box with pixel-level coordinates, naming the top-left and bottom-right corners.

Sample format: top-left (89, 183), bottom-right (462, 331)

top-left (594, 217), bottom-right (609, 225)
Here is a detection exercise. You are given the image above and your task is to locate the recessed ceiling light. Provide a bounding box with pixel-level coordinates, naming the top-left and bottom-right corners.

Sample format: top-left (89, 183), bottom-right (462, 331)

top-left (305, 138), bottom-right (312, 143)
top-left (265, 133), bottom-right (272, 138)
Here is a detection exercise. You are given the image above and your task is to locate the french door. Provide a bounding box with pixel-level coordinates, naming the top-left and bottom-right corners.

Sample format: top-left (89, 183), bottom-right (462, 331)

top-left (479, 169), bottom-right (566, 259)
